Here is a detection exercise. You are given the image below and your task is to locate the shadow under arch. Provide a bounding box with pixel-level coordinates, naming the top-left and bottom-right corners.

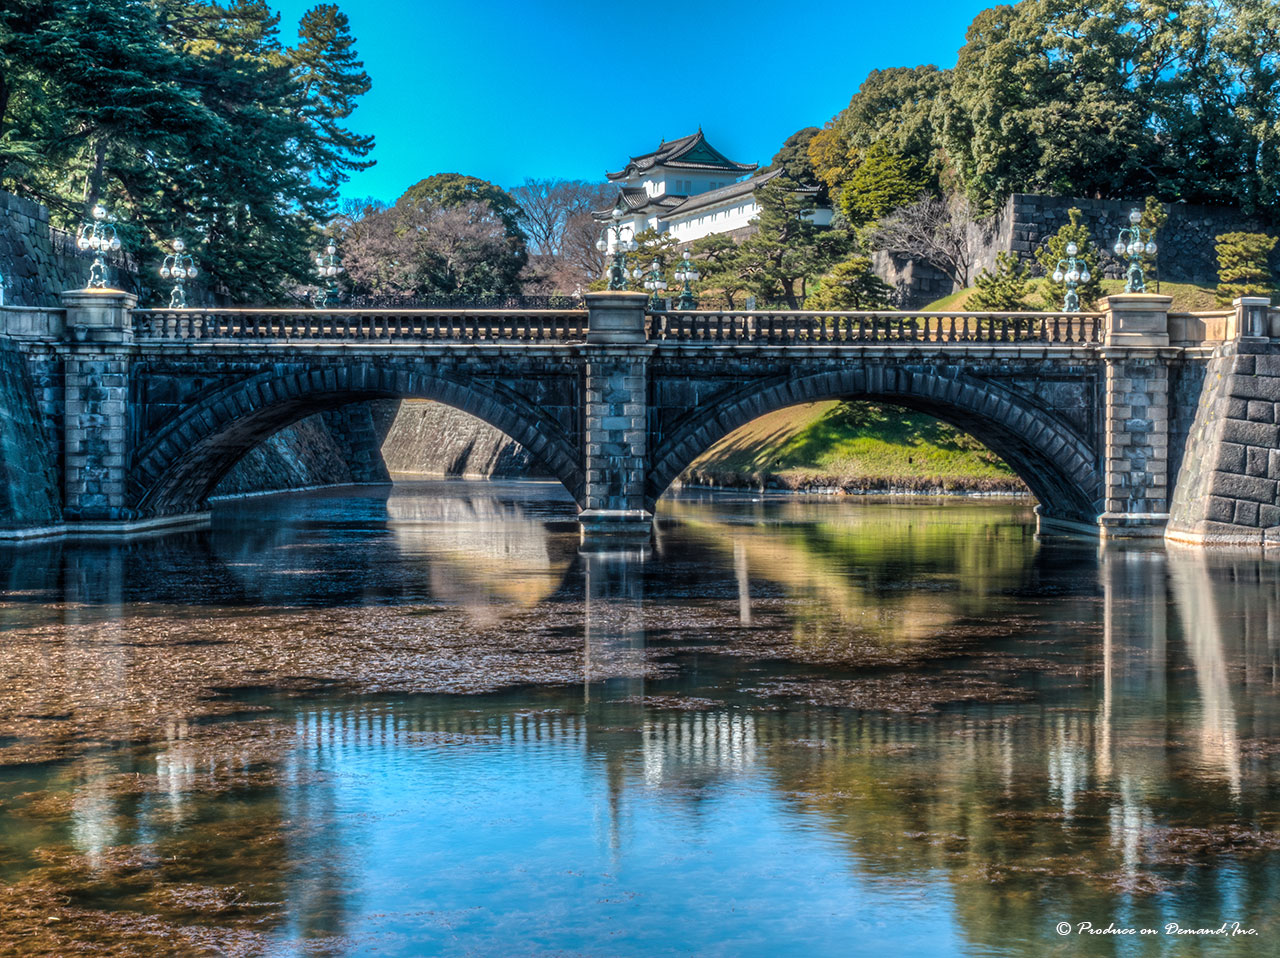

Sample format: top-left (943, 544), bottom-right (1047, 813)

top-left (128, 363), bottom-right (584, 518)
top-left (648, 367), bottom-right (1103, 524)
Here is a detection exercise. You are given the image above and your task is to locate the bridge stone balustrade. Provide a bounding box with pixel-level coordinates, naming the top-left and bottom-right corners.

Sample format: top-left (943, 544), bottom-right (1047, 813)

top-left (2, 283), bottom-right (1279, 546)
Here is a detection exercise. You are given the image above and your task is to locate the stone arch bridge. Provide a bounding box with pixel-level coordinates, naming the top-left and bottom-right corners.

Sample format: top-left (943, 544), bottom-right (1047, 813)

top-left (2, 289), bottom-right (1277, 545)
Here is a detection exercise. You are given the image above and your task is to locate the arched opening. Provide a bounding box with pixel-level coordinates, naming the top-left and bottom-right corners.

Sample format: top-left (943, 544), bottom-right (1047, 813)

top-left (128, 364), bottom-right (583, 520)
top-left (648, 369), bottom-right (1103, 526)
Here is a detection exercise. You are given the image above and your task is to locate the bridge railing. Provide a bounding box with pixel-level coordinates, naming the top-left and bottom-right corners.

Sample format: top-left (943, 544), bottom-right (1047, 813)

top-left (647, 310), bottom-right (1103, 345)
top-left (131, 308), bottom-right (590, 342)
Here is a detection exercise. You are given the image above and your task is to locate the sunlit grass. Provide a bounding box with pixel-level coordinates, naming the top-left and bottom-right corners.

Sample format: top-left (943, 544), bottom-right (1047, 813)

top-left (684, 401), bottom-right (1021, 490)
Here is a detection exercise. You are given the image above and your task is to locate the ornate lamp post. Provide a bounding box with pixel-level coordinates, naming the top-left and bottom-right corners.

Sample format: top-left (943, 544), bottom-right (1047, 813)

top-left (673, 250), bottom-right (700, 310)
top-left (642, 258), bottom-right (668, 310)
top-left (1051, 241), bottom-right (1091, 312)
top-left (595, 212), bottom-right (638, 291)
top-left (160, 238), bottom-right (198, 308)
top-left (1113, 209), bottom-right (1157, 294)
top-left (75, 204), bottom-right (121, 289)
top-left (314, 242), bottom-right (343, 308)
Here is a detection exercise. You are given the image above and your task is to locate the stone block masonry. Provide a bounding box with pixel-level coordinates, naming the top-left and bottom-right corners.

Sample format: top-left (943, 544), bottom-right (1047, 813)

top-left (1168, 341), bottom-right (1280, 545)
top-left (0, 337), bottom-right (61, 530)
top-left (6, 282), bottom-right (1280, 548)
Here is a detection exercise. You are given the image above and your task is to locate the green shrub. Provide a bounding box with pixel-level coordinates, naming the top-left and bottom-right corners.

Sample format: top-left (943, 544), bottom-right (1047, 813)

top-left (1035, 208), bottom-right (1102, 310)
top-left (969, 252), bottom-right (1031, 311)
top-left (1215, 231), bottom-right (1277, 305)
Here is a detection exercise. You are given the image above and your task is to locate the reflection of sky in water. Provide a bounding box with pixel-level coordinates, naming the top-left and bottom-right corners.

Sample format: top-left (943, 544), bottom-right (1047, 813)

top-left (3, 483), bottom-right (1279, 956)
top-left (272, 708), bottom-right (962, 957)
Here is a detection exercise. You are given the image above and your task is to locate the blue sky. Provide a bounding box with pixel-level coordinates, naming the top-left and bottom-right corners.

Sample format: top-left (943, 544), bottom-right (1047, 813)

top-left (272, 0), bottom-right (993, 203)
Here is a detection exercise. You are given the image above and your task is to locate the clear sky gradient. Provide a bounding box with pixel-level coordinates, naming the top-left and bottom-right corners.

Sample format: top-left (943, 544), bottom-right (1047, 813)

top-left (271, 0), bottom-right (992, 203)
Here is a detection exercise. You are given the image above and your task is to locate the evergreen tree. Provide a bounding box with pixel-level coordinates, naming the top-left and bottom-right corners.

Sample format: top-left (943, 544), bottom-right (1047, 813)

top-left (1, 0), bottom-right (376, 303)
top-left (738, 176), bottom-right (852, 309)
top-left (839, 144), bottom-right (929, 226)
top-left (1215, 232), bottom-right (1277, 304)
top-left (689, 234), bottom-right (750, 309)
top-left (969, 253), bottom-right (1032, 311)
top-left (805, 256), bottom-right (893, 310)
top-left (291, 4), bottom-right (375, 193)
top-left (1035, 208), bottom-right (1102, 310)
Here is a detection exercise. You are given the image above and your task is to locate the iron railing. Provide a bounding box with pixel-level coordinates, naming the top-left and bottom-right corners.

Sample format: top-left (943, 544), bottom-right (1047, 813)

top-left (131, 307), bottom-right (590, 342)
top-left (648, 310), bottom-right (1103, 344)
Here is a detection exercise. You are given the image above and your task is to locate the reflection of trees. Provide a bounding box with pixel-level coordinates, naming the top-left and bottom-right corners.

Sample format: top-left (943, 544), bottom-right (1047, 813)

top-left (660, 497), bottom-right (1041, 646)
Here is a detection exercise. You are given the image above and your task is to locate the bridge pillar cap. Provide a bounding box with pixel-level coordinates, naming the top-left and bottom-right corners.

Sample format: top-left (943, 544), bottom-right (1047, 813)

top-left (60, 288), bottom-right (137, 309)
top-left (584, 291), bottom-right (648, 305)
top-left (1101, 293), bottom-right (1173, 309)
top-left (1233, 296), bottom-right (1272, 307)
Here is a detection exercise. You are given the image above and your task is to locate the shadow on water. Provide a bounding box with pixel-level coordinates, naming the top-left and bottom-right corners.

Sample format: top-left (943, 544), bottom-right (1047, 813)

top-left (0, 482), bottom-right (1278, 956)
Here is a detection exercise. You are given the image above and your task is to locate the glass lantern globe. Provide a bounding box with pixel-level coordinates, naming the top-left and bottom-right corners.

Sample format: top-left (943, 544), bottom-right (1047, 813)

top-left (1065, 242), bottom-right (1078, 256)
top-left (110, 237), bottom-right (121, 251)
top-left (160, 266), bottom-right (171, 279)
top-left (173, 238), bottom-right (185, 252)
top-left (77, 236), bottom-right (89, 251)
top-left (188, 266), bottom-right (197, 278)
top-left (326, 244), bottom-right (337, 256)
top-left (92, 205), bottom-right (106, 221)
top-left (595, 237), bottom-right (607, 252)
top-left (1144, 241), bottom-right (1157, 255)
top-left (1129, 209), bottom-right (1142, 225)
top-left (1113, 242), bottom-right (1125, 256)
top-left (1067, 269), bottom-right (1080, 283)
top-left (1053, 270), bottom-right (1065, 283)
top-left (1080, 269), bottom-right (1091, 282)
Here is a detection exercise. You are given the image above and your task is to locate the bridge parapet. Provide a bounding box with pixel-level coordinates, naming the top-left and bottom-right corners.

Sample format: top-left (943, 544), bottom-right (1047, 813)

top-left (648, 309), bottom-right (1102, 345)
top-left (130, 307), bottom-right (589, 342)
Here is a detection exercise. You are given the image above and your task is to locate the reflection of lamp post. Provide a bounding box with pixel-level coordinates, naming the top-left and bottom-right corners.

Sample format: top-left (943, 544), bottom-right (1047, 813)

top-left (673, 250), bottom-right (700, 310)
top-left (1051, 241), bottom-right (1091, 312)
top-left (160, 238), bottom-right (198, 308)
top-left (75, 204), bottom-right (121, 289)
top-left (642, 258), bottom-right (668, 310)
top-left (0, 267), bottom-right (5, 306)
top-left (1113, 209), bottom-right (1157, 294)
top-left (595, 211), bottom-right (638, 291)
top-left (314, 242), bottom-right (343, 308)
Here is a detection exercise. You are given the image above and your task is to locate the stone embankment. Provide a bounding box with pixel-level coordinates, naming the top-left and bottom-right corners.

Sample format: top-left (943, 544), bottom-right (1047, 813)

top-left (380, 400), bottom-right (546, 479)
top-left (213, 400), bottom-right (543, 499)
top-left (0, 338), bottom-right (61, 531)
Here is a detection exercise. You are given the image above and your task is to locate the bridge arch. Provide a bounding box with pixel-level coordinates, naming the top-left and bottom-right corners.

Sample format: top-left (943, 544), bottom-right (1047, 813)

top-left (128, 363), bottom-right (583, 518)
top-left (648, 366), bottom-right (1103, 524)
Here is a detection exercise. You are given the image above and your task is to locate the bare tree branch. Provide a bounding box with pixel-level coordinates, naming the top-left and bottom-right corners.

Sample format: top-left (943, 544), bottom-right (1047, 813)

top-left (871, 195), bottom-right (975, 289)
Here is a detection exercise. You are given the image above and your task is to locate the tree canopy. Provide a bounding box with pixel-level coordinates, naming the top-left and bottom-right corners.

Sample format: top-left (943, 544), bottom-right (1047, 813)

top-left (810, 0), bottom-right (1280, 217)
top-left (0, 0), bottom-right (374, 303)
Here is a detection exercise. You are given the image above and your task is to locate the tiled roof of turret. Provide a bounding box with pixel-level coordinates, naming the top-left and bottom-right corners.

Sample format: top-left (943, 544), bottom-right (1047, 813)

top-left (593, 187), bottom-right (687, 220)
top-left (606, 130), bottom-right (758, 181)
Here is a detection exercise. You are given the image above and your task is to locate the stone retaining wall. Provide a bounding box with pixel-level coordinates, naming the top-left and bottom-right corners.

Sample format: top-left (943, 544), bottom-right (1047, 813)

top-left (0, 337), bottom-right (61, 529)
top-left (1168, 341), bottom-right (1280, 544)
top-left (882, 192), bottom-right (1277, 309)
top-left (0, 191), bottom-right (139, 306)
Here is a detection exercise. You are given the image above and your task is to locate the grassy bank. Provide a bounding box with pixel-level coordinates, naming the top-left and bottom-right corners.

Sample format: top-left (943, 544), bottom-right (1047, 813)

top-left (681, 401), bottom-right (1026, 494)
top-left (925, 278), bottom-right (1219, 312)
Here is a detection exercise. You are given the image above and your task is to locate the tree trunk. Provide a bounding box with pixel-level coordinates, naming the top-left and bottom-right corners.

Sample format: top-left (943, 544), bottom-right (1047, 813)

top-left (83, 138), bottom-right (107, 213)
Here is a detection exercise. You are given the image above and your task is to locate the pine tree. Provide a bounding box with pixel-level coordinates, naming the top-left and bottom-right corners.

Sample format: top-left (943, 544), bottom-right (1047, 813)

top-left (1215, 232), bottom-right (1277, 304)
top-left (291, 5), bottom-right (374, 192)
top-left (1035, 208), bottom-right (1102, 310)
top-left (805, 256), bottom-right (893, 310)
top-left (969, 252), bottom-right (1031, 311)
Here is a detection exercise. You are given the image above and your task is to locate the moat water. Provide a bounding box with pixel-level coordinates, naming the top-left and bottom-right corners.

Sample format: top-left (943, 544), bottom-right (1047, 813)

top-left (0, 481), bottom-right (1278, 957)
